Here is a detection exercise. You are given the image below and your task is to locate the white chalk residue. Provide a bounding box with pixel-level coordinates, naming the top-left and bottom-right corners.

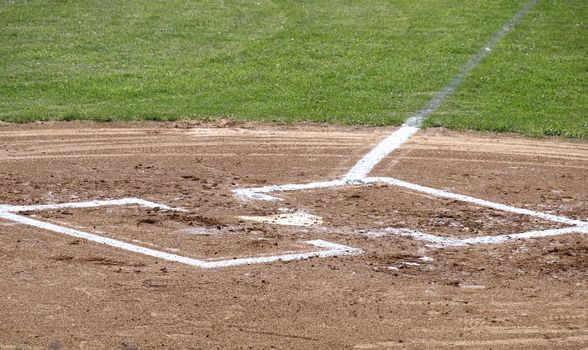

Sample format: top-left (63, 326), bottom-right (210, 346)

top-left (202, 240), bottom-right (362, 269)
top-left (2, 0), bottom-right (577, 269)
top-left (239, 212), bottom-right (323, 227)
top-left (233, 176), bottom-right (588, 228)
top-left (459, 284), bottom-right (486, 289)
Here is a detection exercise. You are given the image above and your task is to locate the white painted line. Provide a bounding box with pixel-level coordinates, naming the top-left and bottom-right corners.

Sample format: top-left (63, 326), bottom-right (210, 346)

top-left (368, 177), bottom-right (588, 226)
top-left (0, 211), bottom-right (361, 268)
top-left (202, 240), bottom-right (362, 269)
top-left (2, 0), bottom-right (573, 263)
top-left (0, 211), bottom-right (210, 265)
top-left (232, 1), bottom-right (561, 247)
top-left (341, 0), bottom-right (539, 179)
top-left (233, 0), bottom-right (540, 197)
top-left (232, 175), bottom-right (586, 228)
top-left (458, 226), bottom-right (588, 246)
top-left (344, 126), bottom-right (419, 180)
top-left (233, 179), bottom-right (351, 201)
top-left (367, 226), bottom-right (588, 247)
top-left (406, 0), bottom-right (539, 128)
top-left (1, 198), bottom-right (185, 213)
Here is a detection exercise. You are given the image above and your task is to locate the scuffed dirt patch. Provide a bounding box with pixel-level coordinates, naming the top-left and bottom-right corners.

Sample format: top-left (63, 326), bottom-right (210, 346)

top-left (282, 185), bottom-right (565, 237)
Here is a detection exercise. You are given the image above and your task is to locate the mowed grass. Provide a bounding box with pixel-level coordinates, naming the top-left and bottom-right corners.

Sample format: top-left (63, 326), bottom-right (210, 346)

top-left (0, 0), bottom-right (586, 139)
top-left (426, 0), bottom-right (588, 139)
top-left (1, 0), bottom-right (525, 124)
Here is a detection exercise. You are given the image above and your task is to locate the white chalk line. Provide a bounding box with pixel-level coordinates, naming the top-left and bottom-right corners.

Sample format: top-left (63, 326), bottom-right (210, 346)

top-left (204, 221), bottom-right (587, 249)
top-left (344, 126), bottom-right (419, 180)
top-left (234, 0), bottom-right (540, 196)
top-left (343, 0), bottom-right (539, 180)
top-left (233, 177), bottom-right (588, 227)
top-left (231, 175), bottom-right (588, 247)
top-left (234, 179), bottom-right (351, 201)
top-left (0, 197), bottom-right (185, 213)
top-left (366, 226), bottom-right (588, 248)
top-left (0, 199), bottom-right (361, 268)
top-left (367, 177), bottom-right (587, 227)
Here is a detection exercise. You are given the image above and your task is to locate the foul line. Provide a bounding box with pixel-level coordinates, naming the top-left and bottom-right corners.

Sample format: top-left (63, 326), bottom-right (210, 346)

top-left (345, 0), bottom-right (539, 179)
top-left (233, 0), bottom-right (541, 193)
top-left (344, 126), bottom-right (419, 180)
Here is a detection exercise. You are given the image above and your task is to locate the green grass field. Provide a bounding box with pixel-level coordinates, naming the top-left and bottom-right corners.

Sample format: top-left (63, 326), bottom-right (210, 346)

top-left (0, 0), bottom-right (586, 138)
top-left (426, 0), bottom-right (588, 138)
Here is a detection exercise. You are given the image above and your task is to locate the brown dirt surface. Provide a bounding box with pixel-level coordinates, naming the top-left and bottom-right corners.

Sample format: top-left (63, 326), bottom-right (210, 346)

top-left (0, 121), bottom-right (586, 349)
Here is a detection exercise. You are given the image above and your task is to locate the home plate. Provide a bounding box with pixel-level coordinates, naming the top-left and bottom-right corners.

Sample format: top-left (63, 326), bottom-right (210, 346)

top-left (238, 211), bottom-right (323, 227)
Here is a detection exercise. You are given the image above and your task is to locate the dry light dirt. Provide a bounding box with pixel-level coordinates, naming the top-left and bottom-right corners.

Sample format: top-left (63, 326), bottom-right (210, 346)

top-left (0, 121), bottom-right (586, 349)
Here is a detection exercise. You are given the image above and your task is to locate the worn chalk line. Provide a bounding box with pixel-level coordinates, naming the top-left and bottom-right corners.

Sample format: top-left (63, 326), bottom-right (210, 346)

top-left (234, 176), bottom-right (588, 245)
top-left (5, 196), bottom-right (579, 268)
top-left (366, 226), bottom-right (588, 248)
top-left (0, 199), bottom-right (362, 268)
top-left (344, 0), bottom-right (539, 180)
top-left (368, 177), bottom-right (587, 227)
top-left (267, 224), bottom-right (588, 248)
top-left (0, 198), bottom-right (186, 213)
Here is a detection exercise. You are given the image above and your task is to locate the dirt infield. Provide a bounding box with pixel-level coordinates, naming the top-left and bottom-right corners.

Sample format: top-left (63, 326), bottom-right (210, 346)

top-left (0, 121), bottom-right (587, 349)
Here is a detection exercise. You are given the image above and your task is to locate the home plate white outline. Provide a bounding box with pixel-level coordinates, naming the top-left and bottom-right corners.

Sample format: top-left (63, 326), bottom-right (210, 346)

top-left (0, 198), bottom-right (362, 269)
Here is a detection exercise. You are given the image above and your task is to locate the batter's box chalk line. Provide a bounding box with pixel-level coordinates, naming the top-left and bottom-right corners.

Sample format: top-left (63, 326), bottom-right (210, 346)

top-left (234, 177), bottom-right (588, 246)
top-left (365, 226), bottom-right (588, 248)
top-left (0, 198), bottom-right (362, 269)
